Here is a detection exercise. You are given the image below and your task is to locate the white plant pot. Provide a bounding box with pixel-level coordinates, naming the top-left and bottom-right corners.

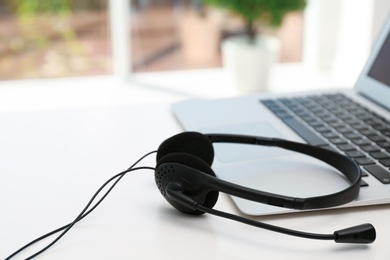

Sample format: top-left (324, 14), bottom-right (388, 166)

top-left (221, 35), bottom-right (280, 93)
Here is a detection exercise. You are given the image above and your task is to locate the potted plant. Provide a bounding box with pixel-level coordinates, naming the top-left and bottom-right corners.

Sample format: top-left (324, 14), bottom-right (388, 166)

top-left (203, 0), bottom-right (306, 93)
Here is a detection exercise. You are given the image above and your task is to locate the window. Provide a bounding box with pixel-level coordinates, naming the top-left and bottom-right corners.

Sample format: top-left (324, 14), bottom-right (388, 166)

top-left (1, 0), bottom-right (387, 89)
top-left (0, 0), bottom-right (111, 80)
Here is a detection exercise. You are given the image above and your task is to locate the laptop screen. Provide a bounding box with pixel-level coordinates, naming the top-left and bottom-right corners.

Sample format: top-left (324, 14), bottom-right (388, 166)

top-left (355, 16), bottom-right (390, 110)
top-left (368, 31), bottom-right (390, 87)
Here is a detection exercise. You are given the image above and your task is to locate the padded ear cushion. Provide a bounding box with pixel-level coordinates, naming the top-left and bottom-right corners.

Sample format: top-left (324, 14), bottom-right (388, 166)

top-left (157, 132), bottom-right (214, 166)
top-left (156, 152), bottom-right (219, 214)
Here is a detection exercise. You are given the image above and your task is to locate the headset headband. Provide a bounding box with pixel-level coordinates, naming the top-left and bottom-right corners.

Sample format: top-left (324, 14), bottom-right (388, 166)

top-left (157, 133), bottom-right (361, 210)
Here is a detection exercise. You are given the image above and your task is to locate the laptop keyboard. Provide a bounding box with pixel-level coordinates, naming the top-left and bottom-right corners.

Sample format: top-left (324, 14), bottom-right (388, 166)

top-left (261, 93), bottom-right (390, 187)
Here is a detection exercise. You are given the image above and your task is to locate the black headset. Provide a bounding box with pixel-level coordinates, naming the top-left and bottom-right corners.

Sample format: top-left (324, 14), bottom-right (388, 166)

top-left (6, 131), bottom-right (377, 259)
top-left (155, 131), bottom-right (376, 243)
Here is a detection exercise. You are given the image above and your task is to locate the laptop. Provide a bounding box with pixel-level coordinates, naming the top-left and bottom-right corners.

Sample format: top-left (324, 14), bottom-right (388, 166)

top-left (171, 16), bottom-right (390, 216)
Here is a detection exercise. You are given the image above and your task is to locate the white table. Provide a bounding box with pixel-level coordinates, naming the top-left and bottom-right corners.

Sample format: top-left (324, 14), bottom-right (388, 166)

top-left (1, 71), bottom-right (389, 259)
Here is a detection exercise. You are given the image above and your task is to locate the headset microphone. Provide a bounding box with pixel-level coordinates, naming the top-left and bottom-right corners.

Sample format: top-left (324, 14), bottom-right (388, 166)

top-left (155, 131), bottom-right (376, 244)
top-left (166, 186), bottom-right (376, 244)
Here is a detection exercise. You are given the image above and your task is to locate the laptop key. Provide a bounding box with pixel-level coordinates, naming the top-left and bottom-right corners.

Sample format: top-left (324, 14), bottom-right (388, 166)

top-left (282, 118), bottom-right (327, 146)
top-left (360, 129), bottom-right (378, 136)
top-left (364, 165), bottom-right (390, 184)
top-left (337, 144), bottom-right (357, 151)
top-left (329, 137), bottom-right (347, 145)
top-left (335, 126), bottom-right (354, 134)
top-left (322, 131), bottom-right (340, 139)
top-left (370, 151), bottom-right (390, 159)
top-left (355, 157), bottom-right (375, 165)
top-left (343, 132), bottom-right (362, 139)
top-left (361, 145), bottom-right (381, 153)
top-left (372, 123), bottom-right (387, 131)
top-left (379, 159), bottom-right (390, 167)
top-left (346, 150), bottom-right (366, 158)
top-left (352, 138), bottom-right (371, 146)
top-left (368, 135), bottom-right (386, 143)
top-left (381, 129), bottom-right (390, 137)
top-left (378, 141), bottom-right (390, 148)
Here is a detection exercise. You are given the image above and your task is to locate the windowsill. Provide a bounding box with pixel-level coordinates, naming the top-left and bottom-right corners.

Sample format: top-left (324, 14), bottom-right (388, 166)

top-left (0, 63), bottom-right (357, 112)
top-left (133, 62), bottom-right (357, 95)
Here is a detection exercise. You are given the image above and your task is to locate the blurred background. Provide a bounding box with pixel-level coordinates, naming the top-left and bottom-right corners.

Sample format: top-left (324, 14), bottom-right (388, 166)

top-left (0, 0), bottom-right (388, 87)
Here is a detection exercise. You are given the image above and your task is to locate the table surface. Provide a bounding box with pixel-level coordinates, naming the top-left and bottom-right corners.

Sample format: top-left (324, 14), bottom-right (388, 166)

top-left (1, 70), bottom-right (389, 260)
top-left (1, 101), bottom-right (389, 260)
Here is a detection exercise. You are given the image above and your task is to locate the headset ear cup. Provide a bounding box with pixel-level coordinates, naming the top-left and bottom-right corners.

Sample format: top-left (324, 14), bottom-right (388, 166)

top-left (156, 153), bottom-right (219, 215)
top-left (157, 132), bottom-right (214, 166)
